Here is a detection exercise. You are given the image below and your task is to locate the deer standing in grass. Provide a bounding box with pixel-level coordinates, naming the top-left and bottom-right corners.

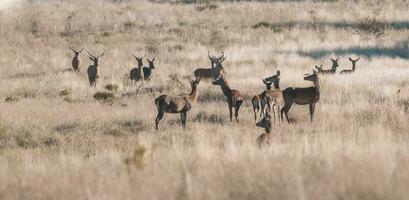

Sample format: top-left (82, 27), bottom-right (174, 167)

top-left (154, 78), bottom-right (200, 130)
top-left (256, 111), bottom-right (273, 148)
top-left (251, 70), bottom-right (283, 123)
top-left (194, 51), bottom-right (226, 81)
top-left (213, 74), bottom-right (244, 122)
top-left (70, 46), bottom-right (84, 73)
top-left (315, 57), bottom-right (339, 74)
top-left (87, 50), bottom-right (104, 87)
top-left (143, 58), bottom-right (155, 81)
top-left (340, 57), bottom-right (360, 74)
top-left (130, 55), bottom-right (144, 83)
top-left (281, 70), bottom-right (320, 123)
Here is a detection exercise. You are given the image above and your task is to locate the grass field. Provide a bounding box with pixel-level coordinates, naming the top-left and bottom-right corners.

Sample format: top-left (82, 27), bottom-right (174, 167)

top-left (1, 0), bottom-right (409, 199)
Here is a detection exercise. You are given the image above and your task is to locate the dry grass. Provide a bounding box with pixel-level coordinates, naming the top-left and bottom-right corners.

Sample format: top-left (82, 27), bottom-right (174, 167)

top-left (1, 0), bottom-right (409, 199)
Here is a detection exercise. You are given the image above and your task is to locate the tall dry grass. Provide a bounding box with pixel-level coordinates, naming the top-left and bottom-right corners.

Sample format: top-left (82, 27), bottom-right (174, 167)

top-left (1, 0), bottom-right (409, 199)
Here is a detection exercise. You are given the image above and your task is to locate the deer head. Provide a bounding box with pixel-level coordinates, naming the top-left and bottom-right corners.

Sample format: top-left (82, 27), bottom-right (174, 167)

top-left (88, 50), bottom-right (104, 66)
top-left (263, 70), bottom-right (280, 84)
top-left (256, 113), bottom-right (272, 132)
top-left (71, 46), bottom-right (84, 56)
top-left (132, 55), bottom-right (143, 67)
top-left (208, 51), bottom-right (226, 69)
top-left (330, 57), bottom-right (339, 69)
top-left (147, 58), bottom-right (155, 69)
top-left (315, 65), bottom-right (323, 71)
top-left (349, 57), bottom-right (360, 63)
top-left (304, 70), bottom-right (318, 82)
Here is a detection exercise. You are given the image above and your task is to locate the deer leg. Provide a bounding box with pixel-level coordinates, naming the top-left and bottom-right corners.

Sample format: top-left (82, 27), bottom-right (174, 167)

top-left (155, 110), bottom-right (165, 130)
top-left (235, 101), bottom-right (242, 123)
top-left (281, 100), bottom-right (293, 124)
top-left (309, 103), bottom-right (315, 122)
top-left (228, 104), bottom-right (233, 122)
top-left (253, 106), bottom-right (258, 123)
top-left (180, 112), bottom-right (187, 129)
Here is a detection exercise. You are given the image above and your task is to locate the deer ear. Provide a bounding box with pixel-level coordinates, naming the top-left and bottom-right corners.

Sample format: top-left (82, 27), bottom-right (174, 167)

top-left (152, 58), bottom-right (155, 62)
top-left (89, 56), bottom-right (94, 61)
top-left (276, 70), bottom-right (280, 76)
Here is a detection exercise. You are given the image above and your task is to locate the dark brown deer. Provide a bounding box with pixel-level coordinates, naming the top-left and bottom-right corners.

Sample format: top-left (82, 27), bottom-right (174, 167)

top-left (194, 51), bottom-right (226, 81)
top-left (340, 57), bottom-right (360, 74)
top-left (130, 55), bottom-right (144, 83)
top-left (315, 58), bottom-right (339, 74)
top-left (256, 112), bottom-right (273, 148)
top-left (154, 78), bottom-right (200, 130)
top-left (212, 74), bottom-right (243, 122)
top-left (281, 70), bottom-right (320, 123)
top-left (143, 58), bottom-right (155, 81)
top-left (87, 50), bottom-right (104, 87)
top-left (70, 46), bottom-right (84, 73)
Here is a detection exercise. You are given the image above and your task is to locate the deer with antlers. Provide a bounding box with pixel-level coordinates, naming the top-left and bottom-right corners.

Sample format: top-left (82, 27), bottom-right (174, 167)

top-left (87, 50), bottom-right (104, 87)
top-left (130, 55), bottom-right (144, 83)
top-left (340, 57), bottom-right (360, 74)
top-left (154, 78), bottom-right (201, 130)
top-left (70, 46), bottom-right (84, 73)
top-left (281, 70), bottom-right (320, 123)
top-left (143, 58), bottom-right (155, 81)
top-left (194, 51), bottom-right (226, 81)
top-left (212, 74), bottom-right (244, 122)
top-left (315, 57), bottom-right (339, 74)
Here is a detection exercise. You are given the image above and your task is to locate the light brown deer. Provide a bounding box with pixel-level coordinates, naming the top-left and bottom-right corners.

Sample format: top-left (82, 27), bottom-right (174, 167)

top-left (281, 70), bottom-right (320, 123)
top-left (194, 51), bottom-right (226, 81)
top-left (212, 74), bottom-right (243, 122)
top-left (87, 50), bottom-right (104, 87)
top-left (340, 57), bottom-right (360, 74)
top-left (256, 111), bottom-right (273, 148)
top-left (130, 55), bottom-right (144, 83)
top-left (70, 46), bottom-right (84, 73)
top-left (251, 70), bottom-right (281, 123)
top-left (315, 57), bottom-right (339, 74)
top-left (154, 78), bottom-right (200, 130)
top-left (262, 71), bottom-right (284, 124)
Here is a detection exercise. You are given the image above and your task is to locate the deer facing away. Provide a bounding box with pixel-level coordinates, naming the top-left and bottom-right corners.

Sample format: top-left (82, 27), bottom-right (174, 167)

top-left (212, 74), bottom-right (244, 122)
top-left (315, 57), bottom-right (339, 74)
top-left (154, 79), bottom-right (200, 130)
top-left (281, 70), bottom-right (320, 123)
top-left (194, 51), bottom-right (226, 81)
top-left (70, 46), bottom-right (84, 73)
top-left (340, 57), bottom-right (360, 74)
top-left (87, 50), bottom-right (104, 87)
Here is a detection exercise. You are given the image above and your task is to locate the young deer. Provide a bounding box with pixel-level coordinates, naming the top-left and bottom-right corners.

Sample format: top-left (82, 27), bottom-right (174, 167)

top-left (262, 70), bottom-right (284, 124)
top-left (143, 58), bottom-right (155, 81)
top-left (281, 70), bottom-right (320, 123)
top-left (87, 50), bottom-right (104, 87)
top-left (315, 58), bottom-right (339, 74)
top-left (154, 78), bottom-right (200, 130)
top-left (256, 112), bottom-right (273, 148)
top-left (251, 70), bottom-right (282, 123)
top-left (70, 46), bottom-right (84, 73)
top-left (194, 51), bottom-right (226, 81)
top-left (340, 57), bottom-right (360, 74)
top-left (130, 55), bottom-right (144, 82)
top-left (212, 74), bottom-right (244, 122)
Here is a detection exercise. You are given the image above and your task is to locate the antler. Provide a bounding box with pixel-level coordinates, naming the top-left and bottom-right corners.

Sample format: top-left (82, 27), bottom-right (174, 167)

top-left (70, 45), bottom-right (77, 53)
top-left (87, 50), bottom-right (96, 59)
top-left (79, 48), bottom-right (84, 53)
top-left (98, 50), bottom-right (105, 58)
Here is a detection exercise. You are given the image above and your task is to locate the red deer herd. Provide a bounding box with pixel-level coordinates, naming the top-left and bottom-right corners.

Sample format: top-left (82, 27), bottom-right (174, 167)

top-left (69, 46), bottom-right (360, 147)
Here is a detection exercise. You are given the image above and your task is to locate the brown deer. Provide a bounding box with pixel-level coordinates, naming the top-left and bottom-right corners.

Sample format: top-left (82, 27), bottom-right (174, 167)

top-left (87, 50), bottom-right (104, 87)
top-left (251, 70), bottom-right (282, 123)
top-left (212, 74), bottom-right (243, 122)
top-left (340, 57), bottom-right (360, 74)
top-left (70, 46), bottom-right (84, 73)
top-left (256, 111), bottom-right (273, 148)
top-left (281, 70), bottom-right (320, 123)
top-left (262, 71), bottom-right (284, 124)
top-left (154, 78), bottom-right (200, 130)
top-left (143, 58), bottom-right (155, 81)
top-left (194, 51), bottom-right (226, 81)
top-left (315, 57), bottom-right (339, 74)
top-left (130, 55), bottom-right (144, 83)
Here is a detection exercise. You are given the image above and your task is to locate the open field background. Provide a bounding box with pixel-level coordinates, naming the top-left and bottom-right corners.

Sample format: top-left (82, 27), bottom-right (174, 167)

top-left (1, 0), bottom-right (409, 199)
